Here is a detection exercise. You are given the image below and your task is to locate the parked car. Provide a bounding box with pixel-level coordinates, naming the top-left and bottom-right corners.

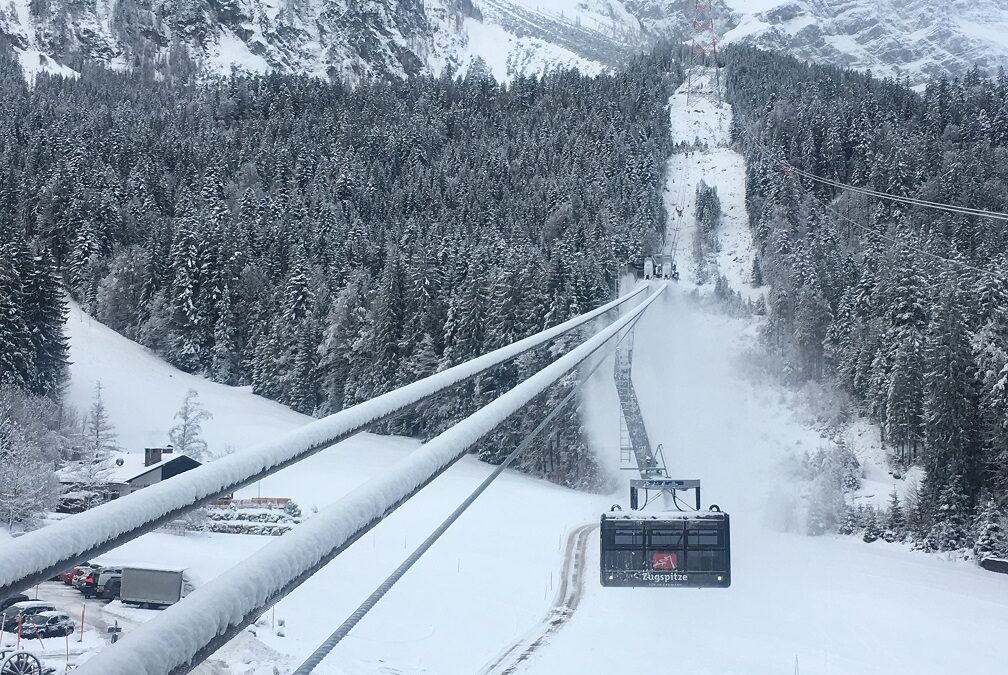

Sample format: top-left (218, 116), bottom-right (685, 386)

top-left (1, 602), bottom-right (56, 631)
top-left (18, 612), bottom-right (75, 639)
top-left (97, 575), bottom-right (122, 601)
top-left (76, 566), bottom-right (107, 598)
top-left (59, 563), bottom-right (92, 585)
top-left (0, 595), bottom-right (29, 612)
top-left (95, 568), bottom-right (122, 600)
top-left (73, 565), bottom-right (103, 591)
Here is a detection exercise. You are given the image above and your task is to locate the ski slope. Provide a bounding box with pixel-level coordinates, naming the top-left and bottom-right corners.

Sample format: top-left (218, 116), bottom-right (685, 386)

top-left (522, 67), bottom-right (1008, 675)
top-left (529, 288), bottom-right (1008, 674)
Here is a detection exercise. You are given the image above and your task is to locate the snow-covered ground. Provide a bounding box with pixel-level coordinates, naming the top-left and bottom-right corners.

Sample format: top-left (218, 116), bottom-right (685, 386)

top-left (65, 301), bottom-right (310, 454)
top-left (56, 304), bottom-right (607, 673)
top-left (664, 67), bottom-right (763, 300)
top-left (528, 283), bottom-right (1008, 675)
top-left (520, 69), bottom-right (1008, 675)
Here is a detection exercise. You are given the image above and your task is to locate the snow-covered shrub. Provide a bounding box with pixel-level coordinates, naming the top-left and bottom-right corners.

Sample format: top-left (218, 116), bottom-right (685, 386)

top-left (862, 506), bottom-right (882, 543)
top-left (194, 500), bottom-right (303, 535)
top-left (806, 440), bottom-right (862, 494)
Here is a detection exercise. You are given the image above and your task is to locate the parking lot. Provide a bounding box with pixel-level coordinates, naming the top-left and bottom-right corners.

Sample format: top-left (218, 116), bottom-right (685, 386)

top-left (1, 576), bottom-right (139, 672)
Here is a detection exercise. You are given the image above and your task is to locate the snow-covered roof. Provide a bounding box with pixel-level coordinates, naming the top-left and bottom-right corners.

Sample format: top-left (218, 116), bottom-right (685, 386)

top-left (601, 510), bottom-right (728, 522)
top-left (110, 452), bottom-right (197, 484)
top-left (121, 564), bottom-right (188, 573)
top-left (6, 600), bottom-right (54, 611)
top-left (58, 452), bottom-right (199, 486)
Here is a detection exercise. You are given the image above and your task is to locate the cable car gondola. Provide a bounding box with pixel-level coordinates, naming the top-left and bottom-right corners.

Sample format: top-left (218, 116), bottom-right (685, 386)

top-left (599, 507), bottom-right (731, 588)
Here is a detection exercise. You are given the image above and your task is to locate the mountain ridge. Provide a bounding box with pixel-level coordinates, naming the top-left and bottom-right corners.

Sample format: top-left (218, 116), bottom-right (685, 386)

top-left (2, 0), bottom-right (1008, 84)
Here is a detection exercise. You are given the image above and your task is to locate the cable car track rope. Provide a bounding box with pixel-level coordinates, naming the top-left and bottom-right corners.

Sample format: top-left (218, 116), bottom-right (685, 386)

top-left (74, 286), bottom-right (666, 675)
top-left (292, 326), bottom-right (632, 674)
top-left (0, 286), bottom-right (649, 600)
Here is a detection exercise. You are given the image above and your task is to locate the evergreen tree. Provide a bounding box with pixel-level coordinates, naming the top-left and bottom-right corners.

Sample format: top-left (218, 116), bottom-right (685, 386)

top-left (169, 389), bottom-right (213, 461)
top-left (74, 382), bottom-right (118, 502)
top-left (0, 243), bottom-right (34, 390)
top-left (862, 505), bottom-right (882, 543)
top-left (972, 496), bottom-right (1007, 560)
top-left (883, 487), bottom-right (906, 542)
top-left (838, 504), bottom-right (859, 536)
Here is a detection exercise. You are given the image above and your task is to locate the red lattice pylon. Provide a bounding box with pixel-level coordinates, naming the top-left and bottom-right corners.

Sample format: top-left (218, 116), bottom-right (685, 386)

top-left (686, 0), bottom-right (722, 104)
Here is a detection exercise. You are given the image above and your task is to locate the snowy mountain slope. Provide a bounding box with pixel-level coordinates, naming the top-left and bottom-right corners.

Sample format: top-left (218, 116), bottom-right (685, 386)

top-left (0, 0), bottom-right (614, 81)
top-left (65, 301), bottom-right (311, 454)
top-left (536, 292), bottom-right (1008, 674)
top-left (0, 0), bottom-right (475, 82)
top-left (4, 0), bottom-right (1008, 83)
top-left (60, 302), bottom-right (610, 673)
top-left (522, 70), bottom-right (1008, 675)
top-left (718, 0), bottom-right (1008, 86)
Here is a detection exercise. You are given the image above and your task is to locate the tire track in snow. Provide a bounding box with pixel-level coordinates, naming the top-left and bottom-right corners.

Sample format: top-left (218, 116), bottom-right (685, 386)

top-left (479, 522), bottom-right (596, 675)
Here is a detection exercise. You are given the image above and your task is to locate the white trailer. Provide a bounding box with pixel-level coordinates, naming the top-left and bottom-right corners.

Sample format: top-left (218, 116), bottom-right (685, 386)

top-left (643, 257), bottom-right (654, 279)
top-left (119, 566), bottom-right (195, 608)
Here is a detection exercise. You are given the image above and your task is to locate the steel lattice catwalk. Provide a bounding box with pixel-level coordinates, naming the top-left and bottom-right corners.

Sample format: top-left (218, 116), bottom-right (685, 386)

top-left (614, 328), bottom-right (665, 478)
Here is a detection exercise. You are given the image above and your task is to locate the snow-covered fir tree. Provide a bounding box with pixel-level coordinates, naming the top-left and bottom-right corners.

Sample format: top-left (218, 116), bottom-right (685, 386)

top-left (972, 496), bottom-right (1006, 560)
top-left (862, 505), bottom-right (882, 543)
top-left (169, 389), bottom-right (213, 461)
top-left (74, 382), bottom-right (118, 500)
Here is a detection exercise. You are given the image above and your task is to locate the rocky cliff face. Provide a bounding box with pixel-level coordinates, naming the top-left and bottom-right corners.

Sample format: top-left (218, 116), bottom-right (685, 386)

top-left (0, 0), bottom-right (476, 80)
top-left (716, 0), bottom-right (1008, 87)
top-left (2, 0), bottom-right (1007, 84)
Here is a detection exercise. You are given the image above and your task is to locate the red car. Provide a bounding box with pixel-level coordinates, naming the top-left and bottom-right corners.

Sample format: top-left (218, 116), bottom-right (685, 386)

top-left (59, 563), bottom-right (92, 585)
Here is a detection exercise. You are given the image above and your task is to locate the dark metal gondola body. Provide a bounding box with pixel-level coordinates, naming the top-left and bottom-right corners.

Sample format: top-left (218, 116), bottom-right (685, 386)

top-left (600, 509), bottom-right (731, 588)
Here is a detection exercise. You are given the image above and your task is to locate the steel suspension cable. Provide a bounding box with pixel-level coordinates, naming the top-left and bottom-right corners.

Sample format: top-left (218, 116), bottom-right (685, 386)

top-left (736, 123), bottom-right (1008, 283)
top-left (0, 285), bottom-right (648, 600)
top-left (292, 332), bottom-right (629, 674)
top-left (737, 122), bottom-right (1008, 223)
top-left (76, 287), bottom-right (666, 675)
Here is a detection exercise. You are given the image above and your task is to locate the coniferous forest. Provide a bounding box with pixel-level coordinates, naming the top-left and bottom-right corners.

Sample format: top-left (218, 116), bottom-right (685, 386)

top-left (0, 45), bottom-right (678, 491)
top-left (2, 34), bottom-right (1008, 551)
top-left (725, 45), bottom-right (1008, 550)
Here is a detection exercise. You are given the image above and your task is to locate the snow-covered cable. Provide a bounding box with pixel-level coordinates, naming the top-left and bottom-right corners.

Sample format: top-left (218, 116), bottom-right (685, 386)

top-left (292, 337), bottom-right (623, 674)
top-left (74, 286), bottom-right (665, 675)
top-left (0, 285), bottom-right (648, 599)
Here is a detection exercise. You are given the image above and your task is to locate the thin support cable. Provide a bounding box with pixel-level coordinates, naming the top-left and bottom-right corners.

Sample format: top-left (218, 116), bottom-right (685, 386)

top-left (292, 338), bottom-right (625, 674)
top-left (737, 122), bottom-right (1008, 222)
top-left (736, 123), bottom-right (1008, 283)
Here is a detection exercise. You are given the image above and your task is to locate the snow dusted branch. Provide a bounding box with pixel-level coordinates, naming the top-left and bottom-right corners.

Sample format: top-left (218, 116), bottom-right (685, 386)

top-left (75, 285), bottom-right (664, 675)
top-left (0, 285), bottom-right (647, 599)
